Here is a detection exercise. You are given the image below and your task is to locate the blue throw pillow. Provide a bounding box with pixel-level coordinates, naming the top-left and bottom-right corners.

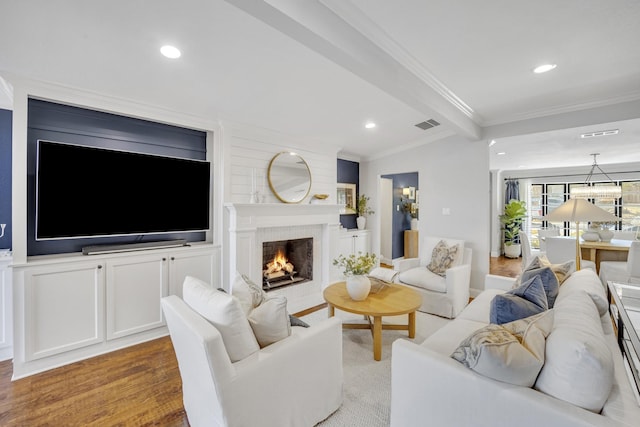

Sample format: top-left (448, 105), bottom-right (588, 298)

top-left (520, 266), bottom-right (560, 308)
top-left (490, 275), bottom-right (549, 325)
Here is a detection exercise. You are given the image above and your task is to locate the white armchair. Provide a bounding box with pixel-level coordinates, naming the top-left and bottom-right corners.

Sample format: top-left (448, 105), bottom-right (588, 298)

top-left (393, 236), bottom-right (472, 318)
top-left (162, 294), bottom-right (343, 427)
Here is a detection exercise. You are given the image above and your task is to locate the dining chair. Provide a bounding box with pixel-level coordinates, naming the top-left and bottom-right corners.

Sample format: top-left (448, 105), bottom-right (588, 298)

top-left (518, 231), bottom-right (541, 270)
top-left (538, 228), bottom-right (561, 252)
top-left (544, 236), bottom-right (596, 271)
top-left (599, 241), bottom-right (640, 287)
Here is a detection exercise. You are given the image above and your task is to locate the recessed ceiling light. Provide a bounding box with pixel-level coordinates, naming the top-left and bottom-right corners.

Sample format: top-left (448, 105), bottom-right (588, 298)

top-left (533, 64), bottom-right (557, 74)
top-left (497, 152), bottom-right (506, 156)
top-left (580, 129), bottom-right (619, 139)
top-left (160, 45), bottom-right (181, 59)
top-left (365, 122), bottom-right (376, 129)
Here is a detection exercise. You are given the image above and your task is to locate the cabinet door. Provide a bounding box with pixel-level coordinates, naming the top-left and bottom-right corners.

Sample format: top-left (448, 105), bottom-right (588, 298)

top-left (353, 231), bottom-right (371, 254)
top-left (169, 250), bottom-right (215, 297)
top-left (106, 255), bottom-right (168, 340)
top-left (24, 262), bottom-right (105, 361)
top-left (338, 234), bottom-right (354, 257)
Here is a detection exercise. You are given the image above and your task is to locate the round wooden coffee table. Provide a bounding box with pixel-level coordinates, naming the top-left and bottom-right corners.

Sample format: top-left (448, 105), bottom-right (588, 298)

top-left (323, 281), bottom-right (422, 361)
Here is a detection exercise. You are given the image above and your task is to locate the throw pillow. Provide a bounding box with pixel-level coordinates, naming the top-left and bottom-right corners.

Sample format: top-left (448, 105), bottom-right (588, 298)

top-left (520, 266), bottom-right (560, 308)
top-left (451, 310), bottom-right (554, 387)
top-left (182, 276), bottom-right (260, 362)
top-left (490, 275), bottom-right (548, 324)
top-left (521, 255), bottom-right (574, 285)
top-left (427, 240), bottom-right (460, 276)
top-left (248, 296), bottom-right (292, 347)
top-left (289, 314), bottom-right (310, 328)
top-left (232, 273), bottom-right (267, 316)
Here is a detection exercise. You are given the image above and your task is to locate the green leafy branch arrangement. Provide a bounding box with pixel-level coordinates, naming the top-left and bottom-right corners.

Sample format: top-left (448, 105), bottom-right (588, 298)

top-left (333, 252), bottom-right (378, 276)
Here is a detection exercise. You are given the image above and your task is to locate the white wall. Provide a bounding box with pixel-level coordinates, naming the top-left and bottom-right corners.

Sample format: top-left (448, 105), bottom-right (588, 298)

top-left (219, 121), bottom-right (339, 287)
top-left (361, 135), bottom-right (490, 293)
top-left (221, 121), bottom-right (338, 204)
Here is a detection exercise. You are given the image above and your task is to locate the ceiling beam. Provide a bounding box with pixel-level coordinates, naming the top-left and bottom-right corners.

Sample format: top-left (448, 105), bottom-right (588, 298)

top-left (224, 0), bottom-right (482, 141)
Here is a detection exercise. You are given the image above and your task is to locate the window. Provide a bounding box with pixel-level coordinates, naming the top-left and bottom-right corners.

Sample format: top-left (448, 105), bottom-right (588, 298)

top-left (523, 179), bottom-right (640, 248)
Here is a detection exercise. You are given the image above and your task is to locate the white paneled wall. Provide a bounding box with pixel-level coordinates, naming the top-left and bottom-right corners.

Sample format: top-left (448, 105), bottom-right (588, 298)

top-left (224, 122), bottom-right (339, 204)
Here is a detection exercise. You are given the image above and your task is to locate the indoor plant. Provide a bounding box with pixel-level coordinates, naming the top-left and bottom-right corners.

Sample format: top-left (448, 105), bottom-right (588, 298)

top-left (333, 252), bottom-right (378, 300)
top-left (499, 199), bottom-right (527, 258)
top-left (356, 194), bottom-right (375, 230)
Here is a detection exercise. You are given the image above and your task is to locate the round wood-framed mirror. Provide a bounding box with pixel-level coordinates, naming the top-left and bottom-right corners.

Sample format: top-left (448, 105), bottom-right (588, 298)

top-left (267, 152), bottom-right (312, 203)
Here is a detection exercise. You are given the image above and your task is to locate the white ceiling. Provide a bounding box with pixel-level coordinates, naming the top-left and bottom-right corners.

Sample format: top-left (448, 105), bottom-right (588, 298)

top-left (1, 0), bottom-right (639, 168)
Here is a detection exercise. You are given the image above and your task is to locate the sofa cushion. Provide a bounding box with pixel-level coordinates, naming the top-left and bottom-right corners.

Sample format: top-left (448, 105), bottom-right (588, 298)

top-left (520, 266), bottom-right (560, 308)
top-left (248, 296), bottom-right (292, 347)
top-left (422, 318), bottom-right (487, 356)
top-left (457, 288), bottom-right (505, 323)
top-left (183, 276), bottom-right (260, 362)
top-left (426, 240), bottom-right (460, 276)
top-left (534, 289), bottom-right (614, 412)
top-left (490, 275), bottom-right (548, 325)
top-left (556, 269), bottom-right (608, 316)
top-left (451, 310), bottom-right (554, 387)
top-left (398, 267), bottom-right (446, 292)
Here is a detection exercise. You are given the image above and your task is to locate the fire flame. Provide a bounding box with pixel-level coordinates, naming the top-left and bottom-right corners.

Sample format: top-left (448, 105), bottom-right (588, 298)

top-left (269, 250), bottom-right (288, 270)
top-left (264, 250), bottom-right (294, 276)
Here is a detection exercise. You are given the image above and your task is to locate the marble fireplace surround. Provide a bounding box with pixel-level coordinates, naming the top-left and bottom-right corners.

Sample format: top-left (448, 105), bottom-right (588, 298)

top-left (225, 203), bottom-right (341, 313)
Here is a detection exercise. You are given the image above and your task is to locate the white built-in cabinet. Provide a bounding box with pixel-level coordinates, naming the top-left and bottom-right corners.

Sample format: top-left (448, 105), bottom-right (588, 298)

top-left (338, 229), bottom-right (371, 257)
top-left (12, 244), bottom-right (218, 379)
top-left (0, 257), bottom-right (13, 361)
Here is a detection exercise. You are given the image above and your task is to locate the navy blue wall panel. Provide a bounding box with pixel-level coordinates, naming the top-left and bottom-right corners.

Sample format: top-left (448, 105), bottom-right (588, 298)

top-left (382, 172), bottom-right (418, 259)
top-left (0, 109), bottom-right (11, 250)
top-left (337, 158), bottom-right (358, 229)
top-left (27, 99), bottom-right (208, 255)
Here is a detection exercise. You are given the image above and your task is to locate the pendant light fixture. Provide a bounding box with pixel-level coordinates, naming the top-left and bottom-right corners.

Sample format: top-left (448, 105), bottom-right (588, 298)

top-left (570, 153), bottom-right (622, 200)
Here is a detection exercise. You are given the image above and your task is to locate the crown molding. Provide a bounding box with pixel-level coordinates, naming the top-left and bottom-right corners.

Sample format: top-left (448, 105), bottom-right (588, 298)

top-left (481, 90), bottom-right (640, 127)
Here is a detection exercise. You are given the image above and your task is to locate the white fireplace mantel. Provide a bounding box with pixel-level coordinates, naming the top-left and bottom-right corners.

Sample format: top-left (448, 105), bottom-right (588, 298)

top-left (224, 203), bottom-right (342, 312)
top-left (225, 203), bottom-right (342, 230)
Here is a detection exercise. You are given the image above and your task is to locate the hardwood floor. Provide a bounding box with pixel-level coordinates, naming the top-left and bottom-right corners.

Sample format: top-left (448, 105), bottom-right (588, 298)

top-left (0, 257), bottom-right (521, 425)
top-left (489, 255), bottom-right (521, 278)
top-left (0, 337), bottom-right (188, 426)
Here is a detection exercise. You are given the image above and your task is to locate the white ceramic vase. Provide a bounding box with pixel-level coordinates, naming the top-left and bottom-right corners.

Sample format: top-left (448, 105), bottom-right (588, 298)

top-left (582, 231), bottom-right (600, 242)
top-left (598, 229), bottom-right (614, 243)
top-left (346, 275), bottom-right (371, 301)
top-left (356, 216), bottom-right (366, 230)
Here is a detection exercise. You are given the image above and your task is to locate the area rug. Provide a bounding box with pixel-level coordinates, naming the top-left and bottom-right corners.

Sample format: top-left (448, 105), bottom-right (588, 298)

top-left (300, 308), bottom-right (450, 426)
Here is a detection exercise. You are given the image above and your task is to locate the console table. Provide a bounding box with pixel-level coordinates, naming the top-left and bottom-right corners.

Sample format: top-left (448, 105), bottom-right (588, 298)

top-left (404, 230), bottom-right (419, 259)
top-left (607, 281), bottom-right (640, 397)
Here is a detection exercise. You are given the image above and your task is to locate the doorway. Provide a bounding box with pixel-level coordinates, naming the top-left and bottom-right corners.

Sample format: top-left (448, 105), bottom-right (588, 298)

top-left (380, 172), bottom-right (419, 263)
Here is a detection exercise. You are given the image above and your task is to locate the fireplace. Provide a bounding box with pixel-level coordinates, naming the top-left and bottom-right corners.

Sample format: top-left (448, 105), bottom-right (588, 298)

top-left (225, 203), bottom-right (341, 313)
top-left (262, 238), bottom-right (313, 290)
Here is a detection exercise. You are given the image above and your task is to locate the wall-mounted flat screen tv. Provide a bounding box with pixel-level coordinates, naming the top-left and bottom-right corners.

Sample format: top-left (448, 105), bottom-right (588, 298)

top-left (36, 140), bottom-right (211, 240)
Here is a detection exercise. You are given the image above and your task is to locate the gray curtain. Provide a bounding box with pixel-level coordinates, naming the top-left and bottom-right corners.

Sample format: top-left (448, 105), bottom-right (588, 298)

top-left (504, 179), bottom-right (520, 204)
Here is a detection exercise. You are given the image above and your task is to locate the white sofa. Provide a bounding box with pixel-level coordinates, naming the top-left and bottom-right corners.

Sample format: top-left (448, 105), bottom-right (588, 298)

top-left (390, 269), bottom-right (640, 427)
top-left (393, 236), bottom-right (472, 318)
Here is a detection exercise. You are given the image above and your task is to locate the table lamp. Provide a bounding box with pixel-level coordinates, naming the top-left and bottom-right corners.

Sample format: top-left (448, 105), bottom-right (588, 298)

top-left (543, 198), bottom-right (618, 270)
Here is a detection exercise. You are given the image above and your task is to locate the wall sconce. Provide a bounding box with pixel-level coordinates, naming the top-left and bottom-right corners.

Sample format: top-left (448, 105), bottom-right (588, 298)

top-left (402, 187), bottom-right (416, 200)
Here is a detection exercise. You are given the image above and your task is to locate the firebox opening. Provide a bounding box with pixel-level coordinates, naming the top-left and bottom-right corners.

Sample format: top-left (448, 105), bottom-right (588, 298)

top-left (262, 237), bottom-right (313, 291)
